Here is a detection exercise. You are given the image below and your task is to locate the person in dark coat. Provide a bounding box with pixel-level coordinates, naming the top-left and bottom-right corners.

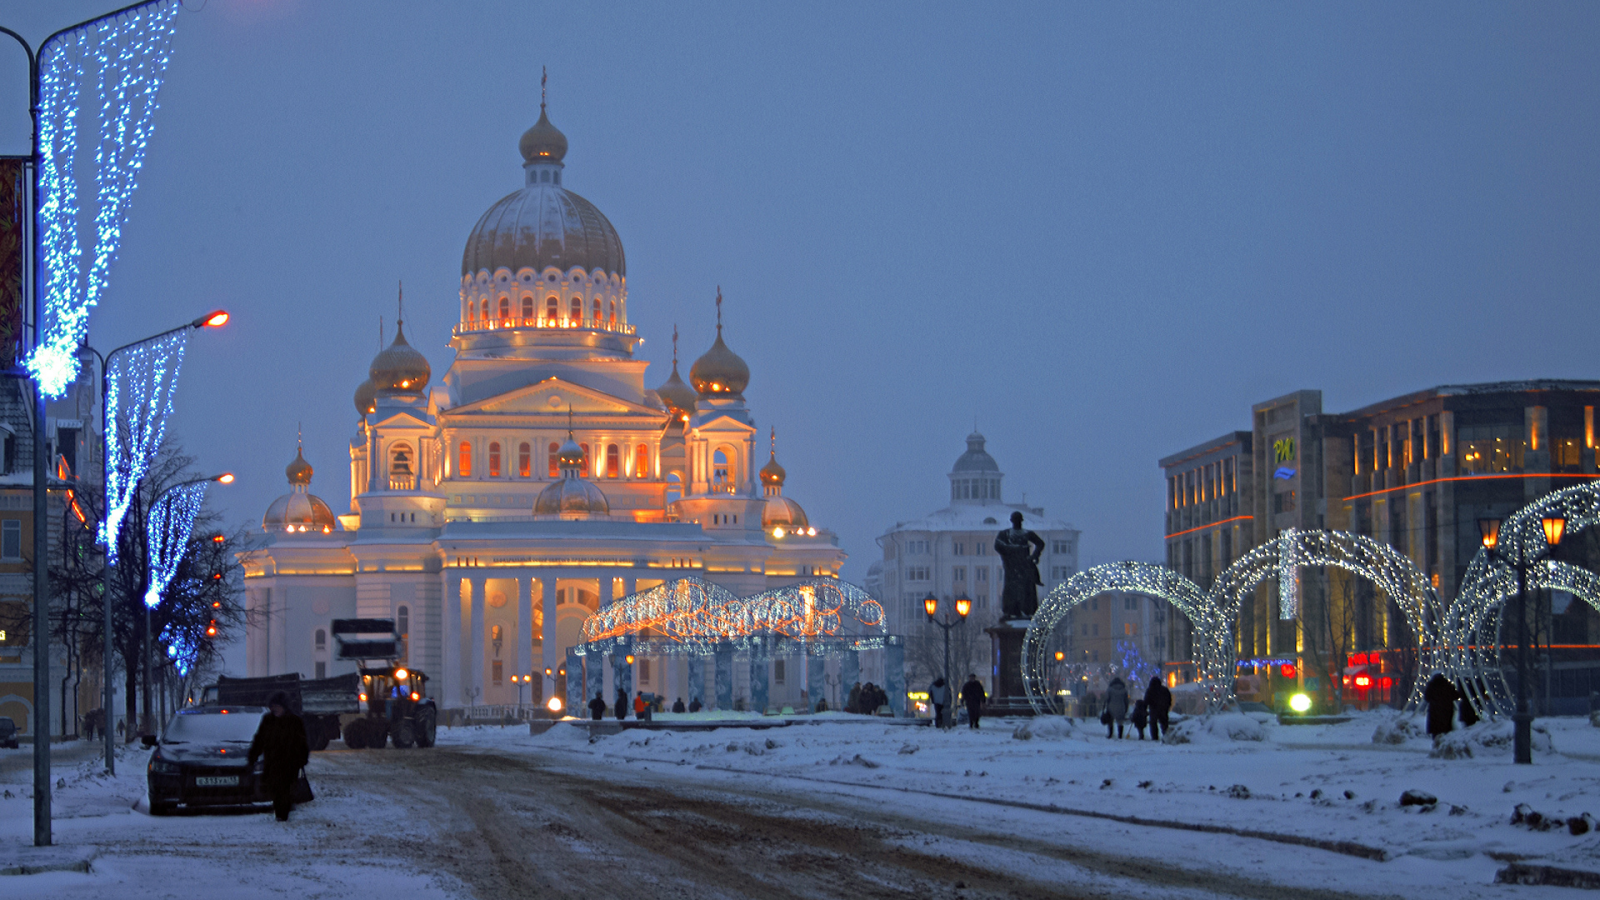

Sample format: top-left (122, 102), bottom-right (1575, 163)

top-left (929, 678), bottom-right (949, 729)
top-left (1144, 676), bottom-right (1173, 742)
top-left (689, 697), bottom-right (702, 713)
top-left (847, 682), bottom-right (862, 714)
top-left (615, 689), bottom-right (629, 721)
top-left (1131, 699), bottom-right (1149, 740)
top-left (1457, 681), bottom-right (1479, 728)
top-left (1105, 678), bottom-right (1130, 738)
top-left (588, 693), bottom-right (606, 721)
top-left (960, 674), bottom-right (987, 730)
top-left (672, 697), bottom-right (686, 713)
top-left (1423, 673), bottom-right (1459, 742)
top-left (248, 691), bottom-right (309, 822)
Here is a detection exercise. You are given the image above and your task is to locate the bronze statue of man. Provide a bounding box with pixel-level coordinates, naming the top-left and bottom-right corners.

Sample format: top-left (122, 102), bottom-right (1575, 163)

top-left (994, 511), bottom-right (1046, 619)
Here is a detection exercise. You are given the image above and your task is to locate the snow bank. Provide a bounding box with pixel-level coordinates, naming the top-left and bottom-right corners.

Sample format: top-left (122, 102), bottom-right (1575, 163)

top-left (1372, 714), bottom-right (1427, 745)
top-left (1011, 717), bottom-right (1087, 741)
top-left (1163, 712), bottom-right (1265, 744)
top-left (1430, 719), bottom-right (1555, 759)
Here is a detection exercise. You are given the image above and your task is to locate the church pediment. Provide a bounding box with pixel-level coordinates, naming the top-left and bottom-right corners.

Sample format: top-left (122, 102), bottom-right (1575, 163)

top-left (370, 409), bottom-right (432, 430)
top-left (445, 377), bottom-right (665, 419)
top-left (692, 413), bottom-right (758, 435)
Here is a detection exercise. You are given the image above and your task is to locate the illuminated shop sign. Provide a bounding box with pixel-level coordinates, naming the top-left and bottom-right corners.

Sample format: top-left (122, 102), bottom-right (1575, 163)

top-left (1273, 438), bottom-right (1296, 463)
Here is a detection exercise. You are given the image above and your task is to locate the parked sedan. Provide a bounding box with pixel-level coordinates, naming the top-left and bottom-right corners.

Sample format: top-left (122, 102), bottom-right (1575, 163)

top-left (146, 706), bottom-right (269, 815)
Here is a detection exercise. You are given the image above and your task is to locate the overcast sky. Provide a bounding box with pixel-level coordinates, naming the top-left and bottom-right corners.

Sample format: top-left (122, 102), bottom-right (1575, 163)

top-left (2, 0), bottom-right (1599, 584)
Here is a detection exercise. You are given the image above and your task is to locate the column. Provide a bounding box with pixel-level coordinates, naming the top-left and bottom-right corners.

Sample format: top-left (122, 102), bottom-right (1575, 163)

top-left (687, 655), bottom-right (706, 709)
top-left (541, 575), bottom-right (559, 694)
top-left (566, 647), bottom-right (585, 715)
top-left (714, 643), bottom-right (733, 711)
top-left (585, 649), bottom-right (604, 712)
top-left (807, 649), bottom-right (824, 712)
top-left (469, 575), bottom-right (486, 708)
top-left (444, 574), bottom-right (463, 707)
top-left (599, 575), bottom-right (614, 608)
top-left (516, 576), bottom-right (533, 686)
top-left (841, 647), bottom-right (860, 710)
top-left (884, 637), bottom-right (906, 717)
top-left (269, 587), bottom-right (288, 676)
top-left (623, 575), bottom-right (637, 599)
top-left (750, 655), bottom-right (769, 713)
top-left (612, 641), bottom-right (634, 704)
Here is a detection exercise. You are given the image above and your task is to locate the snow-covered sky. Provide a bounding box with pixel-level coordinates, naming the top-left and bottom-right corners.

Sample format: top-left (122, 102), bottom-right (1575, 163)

top-left (2, 1), bottom-right (1600, 582)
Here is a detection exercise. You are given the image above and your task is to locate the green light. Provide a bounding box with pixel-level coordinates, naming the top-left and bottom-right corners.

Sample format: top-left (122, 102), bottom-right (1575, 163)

top-left (1288, 692), bottom-right (1312, 714)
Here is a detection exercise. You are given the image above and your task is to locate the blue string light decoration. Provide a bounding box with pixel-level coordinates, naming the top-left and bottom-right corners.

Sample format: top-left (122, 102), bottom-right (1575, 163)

top-left (101, 329), bottom-right (188, 563)
top-left (143, 480), bottom-right (206, 609)
top-left (27, 1), bottom-right (181, 397)
top-left (163, 623), bottom-right (197, 677)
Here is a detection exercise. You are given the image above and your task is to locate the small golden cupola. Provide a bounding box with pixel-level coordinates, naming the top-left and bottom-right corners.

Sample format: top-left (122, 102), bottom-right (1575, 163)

top-left (533, 411), bottom-right (610, 518)
top-left (760, 428), bottom-right (809, 533)
top-left (369, 284), bottom-right (431, 394)
top-left (689, 288), bottom-right (749, 399)
top-left (263, 442), bottom-right (338, 534)
top-left (655, 325), bottom-right (697, 423)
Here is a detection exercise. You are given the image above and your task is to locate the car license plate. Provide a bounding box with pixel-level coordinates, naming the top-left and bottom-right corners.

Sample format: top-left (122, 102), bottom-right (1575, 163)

top-left (194, 776), bottom-right (238, 787)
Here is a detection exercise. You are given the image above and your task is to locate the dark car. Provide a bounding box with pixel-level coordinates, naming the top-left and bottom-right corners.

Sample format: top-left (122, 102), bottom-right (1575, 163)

top-left (146, 706), bottom-right (271, 815)
top-left (0, 716), bottom-right (17, 749)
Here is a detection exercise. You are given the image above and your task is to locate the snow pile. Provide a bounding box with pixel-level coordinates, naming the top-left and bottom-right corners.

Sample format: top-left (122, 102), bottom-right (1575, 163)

top-left (1372, 714), bottom-right (1426, 745)
top-left (1163, 712), bottom-right (1264, 744)
top-left (1011, 717), bottom-right (1086, 741)
top-left (1430, 719), bottom-right (1554, 759)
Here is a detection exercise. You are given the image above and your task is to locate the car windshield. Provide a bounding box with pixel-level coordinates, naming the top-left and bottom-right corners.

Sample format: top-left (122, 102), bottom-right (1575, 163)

top-left (162, 709), bottom-right (265, 743)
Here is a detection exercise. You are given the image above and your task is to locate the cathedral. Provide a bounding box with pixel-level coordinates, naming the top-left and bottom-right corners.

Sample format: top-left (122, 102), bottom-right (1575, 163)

top-left (241, 100), bottom-right (844, 710)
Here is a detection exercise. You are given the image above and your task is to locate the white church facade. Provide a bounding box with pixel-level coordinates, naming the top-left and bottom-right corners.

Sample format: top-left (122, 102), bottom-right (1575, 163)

top-left (240, 100), bottom-right (843, 710)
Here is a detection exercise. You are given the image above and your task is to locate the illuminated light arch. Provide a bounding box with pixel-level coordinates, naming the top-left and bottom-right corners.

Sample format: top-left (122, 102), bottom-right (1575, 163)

top-left (1206, 528), bottom-right (1442, 710)
top-left (1444, 479), bottom-right (1600, 717)
top-left (1024, 562), bottom-right (1210, 716)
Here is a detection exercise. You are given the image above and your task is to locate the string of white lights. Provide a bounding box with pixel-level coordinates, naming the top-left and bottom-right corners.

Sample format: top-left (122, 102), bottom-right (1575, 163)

top-left (27, 0), bottom-right (181, 397)
top-left (143, 480), bottom-right (206, 609)
top-left (102, 329), bottom-right (188, 562)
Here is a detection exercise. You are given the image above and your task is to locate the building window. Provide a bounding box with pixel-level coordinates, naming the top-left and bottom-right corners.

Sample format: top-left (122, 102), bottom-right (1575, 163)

top-left (605, 444), bottom-right (619, 479)
top-left (1125, 622), bottom-right (1137, 635)
top-left (774, 659), bottom-right (785, 685)
top-left (545, 296), bottom-right (559, 325)
top-left (389, 443), bottom-right (415, 491)
top-left (953, 542), bottom-right (965, 556)
top-left (2, 520), bottom-right (21, 560)
top-left (635, 444), bottom-right (649, 478)
top-left (953, 566), bottom-right (966, 582)
top-left (906, 566), bottom-right (931, 581)
top-left (458, 441), bottom-right (472, 478)
top-left (549, 442), bottom-right (560, 477)
top-left (592, 298), bottom-right (602, 327)
top-left (976, 567), bottom-right (987, 582)
top-left (480, 298), bottom-right (488, 321)
top-left (521, 296), bottom-right (534, 320)
top-left (492, 659), bottom-right (503, 685)
top-left (568, 297), bottom-right (581, 325)
top-left (488, 442), bottom-right (502, 478)
top-left (1052, 540), bottom-right (1070, 554)
top-left (579, 443), bottom-right (591, 478)
top-left (519, 443), bottom-right (531, 478)
top-left (640, 659), bottom-right (651, 684)
top-left (498, 297), bottom-right (510, 322)
top-left (608, 300), bottom-right (616, 327)
top-left (314, 628), bottom-right (326, 651)
top-left (713, 449), bottom-right (730, 486)
top-left (315, 662), bottom-right (326, 679)
top-left (1125, 596), bottom-right (1139, 610)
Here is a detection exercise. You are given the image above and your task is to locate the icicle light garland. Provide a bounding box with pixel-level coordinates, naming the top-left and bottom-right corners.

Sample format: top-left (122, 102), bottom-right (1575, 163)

top-left (1022, 530), bottom-right (1444, 715)
top-left (143, 479), bottom-right (206, 609)
top-left (101, 329), bottom-right (188, 562)
top-left (26, 1), bottom-right (180, 397)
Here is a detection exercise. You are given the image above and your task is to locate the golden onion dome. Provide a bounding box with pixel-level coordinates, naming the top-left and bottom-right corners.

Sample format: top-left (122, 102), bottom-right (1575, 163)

top-left (656, 362), bottom-right (696, 420)
top-left (759, 453), bottom-right (786, 487)
top-left (518, 106), bottom-right (568, 164)
top-left (369, 320), bottom-right (431, 393)
top-left (353, 377), bottom-right (377, 416)
top-left (690, 325), bottom-right (749, 397)
top-left (556, 436), bottom-right (585, 470)
top-left (286, 446), bottom-right (314, 486)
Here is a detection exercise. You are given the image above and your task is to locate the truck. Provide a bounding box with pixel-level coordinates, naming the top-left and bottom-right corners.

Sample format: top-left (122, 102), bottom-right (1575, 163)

top-left (203, 672), bottom-right (359, 751)
top-left (332, 618), bottom-right (438, 750)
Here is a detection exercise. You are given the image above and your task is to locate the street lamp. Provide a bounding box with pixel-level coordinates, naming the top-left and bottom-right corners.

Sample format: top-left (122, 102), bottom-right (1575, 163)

top-left (141, 473), bottom-right (232, 739)
top-left (923, 593), bottom-right (970, 728)
top-left (85, 310), bottom-right (229, 773)
top-left (1478, 514), bottom-right (1564, 765)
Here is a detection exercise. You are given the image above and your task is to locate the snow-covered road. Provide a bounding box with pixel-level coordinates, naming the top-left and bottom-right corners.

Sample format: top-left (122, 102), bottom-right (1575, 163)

top-left (3, 709), bottom-right (1599, 898)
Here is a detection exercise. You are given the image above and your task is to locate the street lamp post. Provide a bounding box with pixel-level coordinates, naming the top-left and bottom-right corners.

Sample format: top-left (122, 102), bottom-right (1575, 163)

top-left (1477, 514), bottom-right (1565, 765)
top-left (85, 310), bottom-right (227, 772)
top-left (923, 593), bottom-right (971, 728)
top-left (142, 472), bottom-right (232, 741)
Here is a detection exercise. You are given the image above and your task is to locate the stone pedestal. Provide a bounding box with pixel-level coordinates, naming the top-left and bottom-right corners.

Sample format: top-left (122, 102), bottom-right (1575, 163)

top-left (984, 620), bottom-right (1036, 717)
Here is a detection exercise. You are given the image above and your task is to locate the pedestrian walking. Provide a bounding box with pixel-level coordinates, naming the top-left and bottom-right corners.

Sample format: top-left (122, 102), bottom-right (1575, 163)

top-left (1144, 676), bottom-right (1173, 742)
top-left (1457, 681), bottom-right (1479, 728)
top-left (1105, 677), bottom-right (1129, 739)
top-left (689, 697), bottom-right (703, 713)
top-left (588, 693), bottom-right (606, 721)
top-left (615, 689), bottom-right (629, 721)
top-left (634, 693), bottom-right (652, 722)
top-left (929, 677), bottom-right (949, 729)
top-left (961, 673), bottom-right (987, 730)
top-left (1131, 699), bottom-right (1149, 740)
top-left (672, 697), bottom-right (686, 713)
top-left (248, 691), bottom-right (310, 822)
top-left (847, 682), bottom-right (862, 715)
top-left (1423, 673), bottom-right (1459, 744)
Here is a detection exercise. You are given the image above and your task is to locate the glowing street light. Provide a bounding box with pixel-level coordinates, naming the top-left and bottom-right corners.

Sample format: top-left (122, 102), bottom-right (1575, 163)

top-left (924, 593), bottom-right (970, 729)
top-left (1478, 514), bottom-right (1564, 764)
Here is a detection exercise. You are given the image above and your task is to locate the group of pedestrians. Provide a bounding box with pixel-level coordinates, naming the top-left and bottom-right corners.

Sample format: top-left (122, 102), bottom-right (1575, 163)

top-left (1099, 676), bottom-right (1173, 740)
top-left (925, 674), bottom-right (990, 730)
top-left (846, 682), bottom-right (889, 715)
top-left (1423, 672), bottom-right (1479, 743)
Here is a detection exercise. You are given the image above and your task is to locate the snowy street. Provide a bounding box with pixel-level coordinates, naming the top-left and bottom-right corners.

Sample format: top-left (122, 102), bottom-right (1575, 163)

top-left (4, 711), bottom-right (1600, 898)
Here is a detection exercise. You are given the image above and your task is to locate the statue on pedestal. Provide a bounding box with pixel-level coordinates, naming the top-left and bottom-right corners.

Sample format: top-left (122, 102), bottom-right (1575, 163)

top-left (995, 511), bottom-right (1045, 620)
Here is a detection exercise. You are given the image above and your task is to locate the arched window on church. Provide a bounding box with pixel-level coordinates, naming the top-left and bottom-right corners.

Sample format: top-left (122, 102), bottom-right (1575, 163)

top-left (498, 296), bottom-right (510, 324)
top-left (579, 443), bottom-right (591, 478)
top-left (389, 442), bottom-right (415, 491)
top-left (314, 629), bottom-right (326, 651)
top-left (568, 296), bottom-right (581, 326)
top-left (592, 298), bottom-right (602, 327)
top-left (609, 300), bottom-right (617, 328)
top-left (458, 441), bottom-right (472, 478)
top-left (488, 442), bottom-right (501, 478)
top-left (635, 443), bottom-right (649, 478)
top-left (545, 296), bottom-right (558, 326)
top-left (713, 449), bottom-right (730, 489)
top-left (605, 444), bottom-right (619, 478)
top-left (521, 295), bottom-right (534, 322)
top-left (548, 442), bottom-right (560, 477)
top-left (465, 301), bottom-right (475, 327)
top-left (518, 442), bottom-right (531, 478)
top-left (666, 472), bottom-right (682, 504)
top-left (480, 298), bottom-right (488, 322)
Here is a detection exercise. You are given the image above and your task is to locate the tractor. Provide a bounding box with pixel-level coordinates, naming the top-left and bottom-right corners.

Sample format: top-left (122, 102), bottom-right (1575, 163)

top-left (332, 618), bottom-right (438, 749)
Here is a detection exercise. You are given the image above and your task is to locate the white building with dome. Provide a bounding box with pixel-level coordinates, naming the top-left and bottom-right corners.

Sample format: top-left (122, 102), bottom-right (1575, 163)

top-left (241, 99), bottom-right (845, 710)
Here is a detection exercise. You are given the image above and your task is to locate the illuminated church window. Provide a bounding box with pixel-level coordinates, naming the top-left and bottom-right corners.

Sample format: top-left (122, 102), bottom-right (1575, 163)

top-left (592, 298), bottom-right (602, 327)
top-left (545, 296), bottom-right (558, 326)
top-left (606, 444), bottom-right (619, 478)
top-left (498, 297), bottom-right (510, 323)
top-left (488, 442), bottom-right (502, 478)
top-left (579, 443), bottom-right (591, 477)
top-left (635, 444), bottom-right (648, 478)
top-left (548, 442), bottom-right (559, 477)
top-left (480, 298), bottom-right (488, 321)
top-left (519, 443), bottom-right (531, 478)
top-left (713, 449), bottom-right (730, 487)
top-left (521, 296), bottom-right (534, 321)
top-left (458, 441), bottom-right (472, 478)
top-left (609, 300), bottom-right (616, 327)
top-left (568, 297), bottom-right (581, 325)
top-left (390, 443), bottom-right (415, 491)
